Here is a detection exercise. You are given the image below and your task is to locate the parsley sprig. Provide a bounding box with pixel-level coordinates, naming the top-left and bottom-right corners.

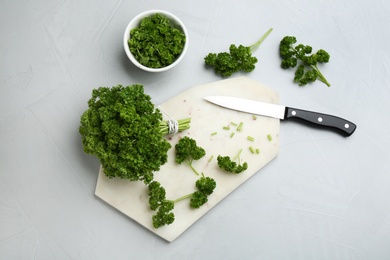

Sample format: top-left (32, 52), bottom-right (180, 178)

top-left (148, 175), bottom-right (216, 228)
top-left (204, 28), bottom-right (273, 77)
top-left (279, 36), bottom-right (331, 87)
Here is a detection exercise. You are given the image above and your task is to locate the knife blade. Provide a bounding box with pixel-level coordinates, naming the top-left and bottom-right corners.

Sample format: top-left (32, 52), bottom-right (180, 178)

top-left (204, 96), bottom-right (357, 136)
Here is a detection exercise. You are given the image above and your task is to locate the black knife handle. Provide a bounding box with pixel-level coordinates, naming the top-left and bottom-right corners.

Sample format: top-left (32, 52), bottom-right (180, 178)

top-left (285, 107), bottom-right (357, 136)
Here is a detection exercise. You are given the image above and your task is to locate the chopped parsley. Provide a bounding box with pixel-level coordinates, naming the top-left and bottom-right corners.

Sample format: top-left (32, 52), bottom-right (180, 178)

top-left (128, 13), bottom-right (186, 68)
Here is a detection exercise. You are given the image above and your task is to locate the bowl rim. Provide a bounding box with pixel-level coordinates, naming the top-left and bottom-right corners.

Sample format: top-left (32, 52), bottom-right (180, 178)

top-left (123, 10), bottom-right (189, 72)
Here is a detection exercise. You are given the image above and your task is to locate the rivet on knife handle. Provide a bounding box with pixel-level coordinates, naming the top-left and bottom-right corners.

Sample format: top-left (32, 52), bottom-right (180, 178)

top-left (285, 107), bottom-right (357, 136)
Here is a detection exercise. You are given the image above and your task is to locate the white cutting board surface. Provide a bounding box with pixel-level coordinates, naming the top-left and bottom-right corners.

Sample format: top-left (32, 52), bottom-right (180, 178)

top-left (95, 76), bottom-right (280, 242)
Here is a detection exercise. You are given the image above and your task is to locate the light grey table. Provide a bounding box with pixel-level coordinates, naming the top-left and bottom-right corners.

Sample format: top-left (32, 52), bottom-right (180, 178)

top-left (1, 0), bottom-right (390, 259)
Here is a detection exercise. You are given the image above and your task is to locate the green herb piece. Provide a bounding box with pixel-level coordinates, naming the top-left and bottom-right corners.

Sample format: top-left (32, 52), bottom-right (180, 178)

top-left (230, 132), bottom-right (235, 138)
top-left (247, 136), bottom-right (255, 142)
top-left (128, 13), bottom-right (186, 68)
top-left (267, 134), bottom-right (273, 141)
top-left (204, 28), bottom-right (273, 77)
top-left (279, 36), bottom-right (330, 87)
top-left (79, 84), bottom-right (190, 184)
top-left (208, 155), bottom-right (214, 163)
top-left (217, 149), bottom-right (248, 174)
top-left (237, 122), bottom-right (244, 132)
top-left (256, 148), bottom-right (260, 154)
top-left (148, 176), bottom-right (217, 228)
top-left (223, 126), bottom-right (230, 130)
top-left (211, 132), bottom-right (218, 136)
top-left (230, 122), bottom-right (238, 126)
top-left (148, 181), bottom-right (175, 228)
top-left (173, 176), bottom-right (216, 208)
top-left (175, 136), bottom-right (206, 175)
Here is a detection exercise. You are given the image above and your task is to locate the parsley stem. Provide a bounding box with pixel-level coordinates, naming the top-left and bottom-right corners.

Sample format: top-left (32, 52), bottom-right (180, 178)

top-left (247, 136), bottom-right (255, 141)
top-left (186, 162), bottom-right (200, 175)
top-left (311, 64), bottom-right (331, 87)
top-left (237, 122), bottom-right (244, 132)
top-left (172, 194), bottom-right (193, 203)
top-left (233, 148), bottom-right (243, 162)
top-left (250, 28), bottom-right (273, 52)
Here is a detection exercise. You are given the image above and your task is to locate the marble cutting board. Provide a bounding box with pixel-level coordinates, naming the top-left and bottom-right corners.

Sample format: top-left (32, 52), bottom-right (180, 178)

top-left (95, 76), bottom-right (280, 242)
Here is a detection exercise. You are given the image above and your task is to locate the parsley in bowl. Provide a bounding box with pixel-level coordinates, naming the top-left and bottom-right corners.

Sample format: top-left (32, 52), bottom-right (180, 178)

top-left (124, 10), bottom-right (188, 72)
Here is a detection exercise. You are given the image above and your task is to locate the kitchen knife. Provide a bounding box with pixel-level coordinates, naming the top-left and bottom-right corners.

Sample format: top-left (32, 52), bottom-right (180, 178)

top-left (204, 96), bottom-right (357, 136)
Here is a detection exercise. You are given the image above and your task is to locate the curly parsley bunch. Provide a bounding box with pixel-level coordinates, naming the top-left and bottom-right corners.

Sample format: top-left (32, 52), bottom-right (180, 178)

top-left (79, 84), bottom-right (189, 184)
top-left (128, 13), bottom-right (186, 68)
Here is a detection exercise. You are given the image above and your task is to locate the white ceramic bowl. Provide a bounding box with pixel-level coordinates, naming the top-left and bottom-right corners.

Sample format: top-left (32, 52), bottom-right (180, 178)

top-left (123, 10), bottom-right (188, 72)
